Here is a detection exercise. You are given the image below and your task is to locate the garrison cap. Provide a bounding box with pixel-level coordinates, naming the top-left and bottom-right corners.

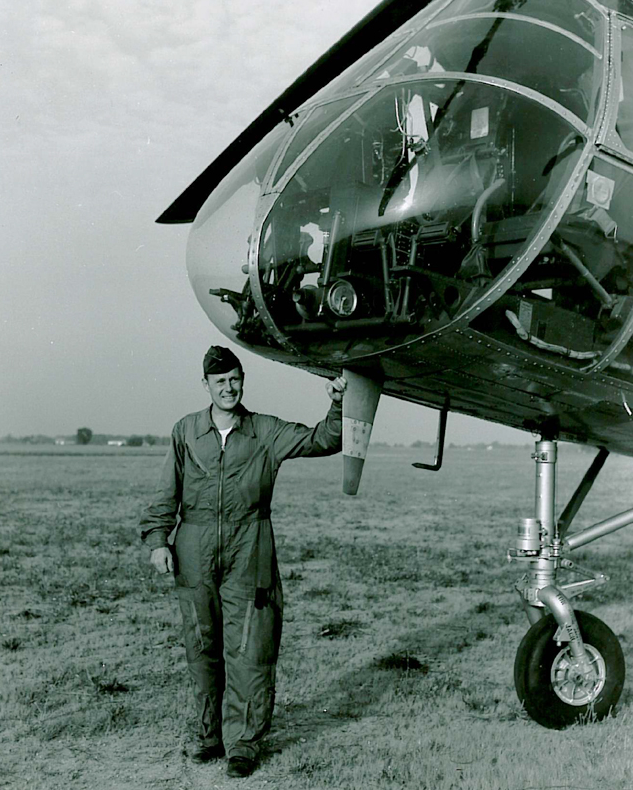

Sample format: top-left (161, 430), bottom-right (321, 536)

top-left (203, 345), bottom-right (243, 376)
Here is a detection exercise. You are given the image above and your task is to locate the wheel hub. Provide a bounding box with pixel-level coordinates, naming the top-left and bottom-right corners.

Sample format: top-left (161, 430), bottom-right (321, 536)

top-left (550, 643), bottom-right (607, 706)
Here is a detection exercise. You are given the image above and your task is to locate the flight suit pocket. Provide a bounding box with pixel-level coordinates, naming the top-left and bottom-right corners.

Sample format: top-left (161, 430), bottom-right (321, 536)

top-left (181, 444), bottom-right (211, 509)
top-left (177, 587), bottom-right (206, 654)
top-left (237, 450), bottom-right (273, 511)
top-left (238, 469), bottom-right (263, 510)
top-left (236, 680), bottom-right (275, 745)
top-left (239, 600), bottom-right (254, 655)
top-left (174, 523), bottom-right (203, 589)
top-left (237, 596), bottom-right (282, 665)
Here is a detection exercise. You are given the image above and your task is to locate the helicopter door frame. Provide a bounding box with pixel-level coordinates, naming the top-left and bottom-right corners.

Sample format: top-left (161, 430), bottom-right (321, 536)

top-left (595, 14), bottom-right (633, 165)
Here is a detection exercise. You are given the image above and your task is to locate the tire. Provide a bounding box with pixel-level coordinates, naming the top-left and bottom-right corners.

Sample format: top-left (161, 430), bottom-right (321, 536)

top-left (514, 610), bottom-right (625, 729)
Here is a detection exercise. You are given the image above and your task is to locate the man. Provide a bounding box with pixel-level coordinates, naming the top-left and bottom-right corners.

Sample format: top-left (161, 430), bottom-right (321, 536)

top-left (140, 346), bottom-right (346, 778)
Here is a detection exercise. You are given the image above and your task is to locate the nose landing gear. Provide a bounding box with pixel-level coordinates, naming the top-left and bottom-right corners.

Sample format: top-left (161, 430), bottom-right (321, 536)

top-left (514, 610), bottom-right (624, 729)
top-left (509, 439), bottom-right (630, 728)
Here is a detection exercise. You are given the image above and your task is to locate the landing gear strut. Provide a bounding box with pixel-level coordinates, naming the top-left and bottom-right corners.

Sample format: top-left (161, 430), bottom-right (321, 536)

top-left (509, 438), bottom-right (630, 728)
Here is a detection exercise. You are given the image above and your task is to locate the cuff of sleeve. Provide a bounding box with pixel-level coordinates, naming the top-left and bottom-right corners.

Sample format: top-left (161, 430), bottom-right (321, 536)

top-left (142, 529), bottom-right (169, 550)
top-left (329, 399), bottom-right (343, 413)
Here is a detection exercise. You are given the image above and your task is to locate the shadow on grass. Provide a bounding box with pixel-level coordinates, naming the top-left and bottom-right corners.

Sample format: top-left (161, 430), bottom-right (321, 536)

top-left (262, 598), bottom-right (524, 766)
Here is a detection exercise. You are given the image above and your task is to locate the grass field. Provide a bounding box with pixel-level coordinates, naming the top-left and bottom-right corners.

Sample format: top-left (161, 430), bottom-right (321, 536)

top-left (2, 442), bottom-right (633, 789)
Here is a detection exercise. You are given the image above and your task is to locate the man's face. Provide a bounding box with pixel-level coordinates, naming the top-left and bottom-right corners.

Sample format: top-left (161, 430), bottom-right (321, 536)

top-left (203, 367), bottom-right (244, 413)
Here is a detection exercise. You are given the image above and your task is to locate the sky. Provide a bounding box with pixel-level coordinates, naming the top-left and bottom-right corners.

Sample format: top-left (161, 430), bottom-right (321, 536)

top-left (1, 0), bottom-right (528, 445)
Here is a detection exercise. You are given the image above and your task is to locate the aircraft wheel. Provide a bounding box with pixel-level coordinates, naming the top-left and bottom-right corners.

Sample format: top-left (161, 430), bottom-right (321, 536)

top-left (514, 610), bottom-right (625, 729)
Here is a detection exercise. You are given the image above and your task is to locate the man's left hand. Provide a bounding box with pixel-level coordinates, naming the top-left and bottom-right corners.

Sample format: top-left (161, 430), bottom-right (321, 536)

top-left (326, 376), bottom-right (347, 403)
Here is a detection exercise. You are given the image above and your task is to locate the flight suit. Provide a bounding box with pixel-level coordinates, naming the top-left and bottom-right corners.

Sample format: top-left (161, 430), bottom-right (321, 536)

top-left (140, 400), bottom-right (342, 759)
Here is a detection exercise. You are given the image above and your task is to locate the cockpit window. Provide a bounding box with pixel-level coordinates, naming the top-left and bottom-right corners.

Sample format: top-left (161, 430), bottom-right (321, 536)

top-left (363, 3), bottom-right (603, 124)
top-left (616, 23), bottom-right (633, 150)
top-left (255, 80), bottom-right (583, 362)
top-left (272, 97), bottom-right (360, 188)
top-left (471, 154), bottom-right (633, 381)
top-left (595, 0), bottom-right (633, 14)
top-left (432, 0), bottom-right (603, 47)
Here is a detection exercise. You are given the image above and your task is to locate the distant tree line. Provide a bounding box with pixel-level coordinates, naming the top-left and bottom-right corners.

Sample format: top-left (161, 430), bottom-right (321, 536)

top-left (0, 433), bottom-right (539, 450)
top-left (0, 432), bottom-right (170, 446)
top-left (0, 434), bottom-right (58, 445)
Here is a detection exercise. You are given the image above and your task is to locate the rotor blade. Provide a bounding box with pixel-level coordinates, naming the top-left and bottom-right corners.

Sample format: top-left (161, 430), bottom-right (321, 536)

top-left (156, 0), bottom-right (428, 225)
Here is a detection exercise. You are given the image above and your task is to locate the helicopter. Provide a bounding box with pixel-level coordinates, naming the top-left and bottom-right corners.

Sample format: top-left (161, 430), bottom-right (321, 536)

top-left (157, 0), bottom-right (633, 729)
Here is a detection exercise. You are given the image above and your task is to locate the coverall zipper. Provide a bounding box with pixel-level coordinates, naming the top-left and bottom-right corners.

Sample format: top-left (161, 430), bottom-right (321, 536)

top-left (218, 443), bottom-right (224, 567)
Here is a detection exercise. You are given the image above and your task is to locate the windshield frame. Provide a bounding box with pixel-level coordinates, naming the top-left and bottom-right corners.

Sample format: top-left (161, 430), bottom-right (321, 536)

top-left (264, 87), bottom-right (382, 196)
top-left (426, 13), bottom-right (602, 58)
top-left (268, 95), bottom-right (370, 192)
top-left (578, 149), bottom-right (633, 374)
top-left (596, 15), bottom-right (633, 165)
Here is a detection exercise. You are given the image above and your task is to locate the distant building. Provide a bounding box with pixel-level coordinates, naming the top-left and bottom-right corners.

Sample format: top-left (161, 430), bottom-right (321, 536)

top-left (107, 440), bottom-right (126, 447)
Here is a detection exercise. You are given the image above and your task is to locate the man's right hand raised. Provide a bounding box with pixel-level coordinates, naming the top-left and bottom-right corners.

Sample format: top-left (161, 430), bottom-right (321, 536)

top-left (150, 547), bottom-right (174, 574)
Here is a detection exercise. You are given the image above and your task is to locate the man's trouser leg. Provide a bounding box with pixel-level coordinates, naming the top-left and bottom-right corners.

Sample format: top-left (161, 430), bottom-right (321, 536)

top-left (174, 523), bottom-right (224, 747)
top-left (177, 583), bottom-right (224, 746)
top-left (220, 578), bottom-right (283, 760)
